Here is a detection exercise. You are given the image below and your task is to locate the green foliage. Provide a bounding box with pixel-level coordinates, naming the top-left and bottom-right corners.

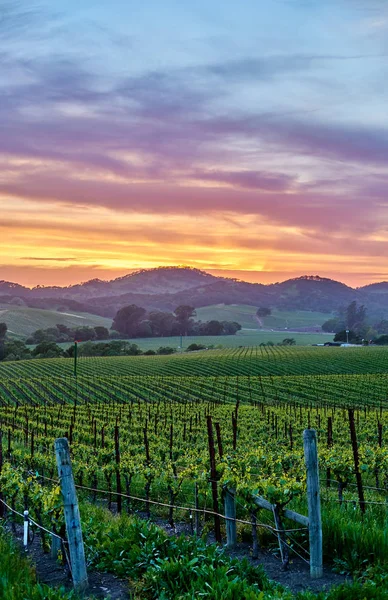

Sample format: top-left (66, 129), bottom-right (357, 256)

top-left (322, 318), bottom-right (344, 333)
top-left (2, 340), bottom-right (31, 361)
top-left (281, 338), bottom-right (296, 346)
top-left (31, 342), bottom-right (64, 359)
top-left (81, 505), bottom-right (274, 599)
top-left (157, 346), bottom-right (176, 355)
top-left (257, 307), bottom-right (271, 318)
top-left (186, 343), bottom-right (207, 351)
top-left (112, 304), bottom-right (147, 337)
top-left (0, 526), bottom-right (78, 599)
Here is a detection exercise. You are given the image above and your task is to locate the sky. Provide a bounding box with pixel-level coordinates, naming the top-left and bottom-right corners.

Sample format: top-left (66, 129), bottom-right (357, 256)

top-left (1, 0), bottom-right (388, 288)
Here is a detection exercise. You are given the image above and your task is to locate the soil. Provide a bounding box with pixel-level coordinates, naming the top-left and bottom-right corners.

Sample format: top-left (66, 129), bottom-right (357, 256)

top-left (152, 518), bottom-right (348, 595)
top-left (10, 515), bottom-right (347, 599)
top-left (11, 523), bottom-right (129, 599)
top-left (228, 545), bottom-right (348, 594)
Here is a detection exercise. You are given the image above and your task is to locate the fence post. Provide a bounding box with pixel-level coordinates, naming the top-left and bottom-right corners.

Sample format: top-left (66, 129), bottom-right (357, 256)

top-left (51, 534), bottom-right (62, 560)
top-left (303, 429), bottom-right (323, 579)
top-left (55, 437), bottom-right (88, 593)
top-left (194, 482), bottom-right (200, 535)
top-left (206, 416), bottom-right (222, 543)
top-left (224, 487), bottom-right (237, 548)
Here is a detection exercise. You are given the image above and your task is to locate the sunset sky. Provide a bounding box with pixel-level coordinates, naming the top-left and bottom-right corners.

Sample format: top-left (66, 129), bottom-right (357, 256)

top-left (1, 0), bottom-right (388, 288)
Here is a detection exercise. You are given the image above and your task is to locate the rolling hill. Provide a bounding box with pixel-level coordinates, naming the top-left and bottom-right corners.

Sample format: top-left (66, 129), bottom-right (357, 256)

top-left (1, 267), bottom-right (388, 324)
top-left (195, 304), bottom-right (331, 330)
top-left (0, 305), bottom-right (112, 338)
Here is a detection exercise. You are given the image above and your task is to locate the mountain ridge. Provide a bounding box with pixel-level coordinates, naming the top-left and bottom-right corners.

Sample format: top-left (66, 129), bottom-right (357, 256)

top-left (0, 267), bottom-right (371, 293)
top-left (1, 267), bottom-right (388, 319)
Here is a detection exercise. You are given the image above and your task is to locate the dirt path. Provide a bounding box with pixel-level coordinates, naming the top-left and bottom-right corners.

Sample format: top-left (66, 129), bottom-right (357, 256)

top-left (12, 524), bottom-right (129, 599)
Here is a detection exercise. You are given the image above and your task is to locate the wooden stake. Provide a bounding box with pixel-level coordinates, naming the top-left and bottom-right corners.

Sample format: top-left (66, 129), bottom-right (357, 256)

top-left (224, 487), bottom-right (236, 548)
top-left (303, 429), bottom-right (323, 579)
top-left (348, 409), bottom-right (365, 514)
top-left (54, 438), bottom-right (88, 593)
top-left (114, 426), bottom-right (122, 514)
top-left (206, 416), bottom-right (222, 543)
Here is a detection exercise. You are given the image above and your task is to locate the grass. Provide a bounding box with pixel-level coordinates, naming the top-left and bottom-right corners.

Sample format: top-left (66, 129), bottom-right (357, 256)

top-left (195, 305), bottom-right (332, 330)
top-left (0, 525), bottom-right (79, 599)
top-left (56, 330), bottom-right (333, 352)
top-left (0, 305), bottom-right (112, 337)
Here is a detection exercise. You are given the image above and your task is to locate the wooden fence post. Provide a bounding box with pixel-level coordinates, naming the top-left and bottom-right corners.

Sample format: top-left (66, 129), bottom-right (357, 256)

top-left (194, 482), bottom-right (200, 535)
top-left (206, 416), bottom-right (222, 543)
top-left (224, 487), bottom-right (237, 548)
top-left (51, 533), bottom-right (62, 560)
top-left (55, 437), bottom-right (88, 593)
top-left (303, 429), bottom-right (323, 579)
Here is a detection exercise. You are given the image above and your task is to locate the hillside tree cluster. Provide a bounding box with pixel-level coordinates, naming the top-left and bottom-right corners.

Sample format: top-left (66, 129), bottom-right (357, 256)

top-left (322, 301), bottom-right (388, 343)
top-left (111, 304), bottom-right (241, 338)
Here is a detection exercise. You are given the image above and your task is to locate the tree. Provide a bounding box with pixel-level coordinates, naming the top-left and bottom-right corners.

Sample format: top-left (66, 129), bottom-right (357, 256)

top-left (31, 342), bottom-right (64, 359)
top-left (282, 338), bottom-right (296, 345)
top-left (156, 346), bottom-right (176, 355)
top-left (94, 326), bottom-right (110, 340)
top-left (112, 305), bottom-right (146, 337)
top-left (3, 341), bottom-right (31, 361)
top-left (333, 330), bottom-right (360, 344)
top-left (135, 320), bottom-right (153, 338)
top-left (256, 307), bottom-right (271, 318)
top-left (220, 321), bottom-right (242, 335)
top-left (186, 343), bottom-right (206, 352)
top-left (174, 305), bottom-right (196, 336)
top-left (345, 301), bottom-right (367, 330)
top-left (73, 326), bottom-right (96, 342)
top-left (321, 318), bottom-right (345, 333)
top-left (56, 324), bottom-right (71, 336)
top-left (202, 320), bottom-right (223, 336)
top-left (148, 311), bottom-right (178, 337)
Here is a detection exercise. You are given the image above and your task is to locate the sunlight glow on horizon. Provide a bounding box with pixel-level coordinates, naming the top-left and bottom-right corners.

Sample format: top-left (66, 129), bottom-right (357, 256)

top-left (1, 0), bottom-right (387, 289)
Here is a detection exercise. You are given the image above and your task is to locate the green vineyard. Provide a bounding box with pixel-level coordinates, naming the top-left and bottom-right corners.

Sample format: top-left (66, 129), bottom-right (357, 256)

top-left (1, 345), bottom-right (388, 379)
top-left (1, 346), bottom-right (388, 598)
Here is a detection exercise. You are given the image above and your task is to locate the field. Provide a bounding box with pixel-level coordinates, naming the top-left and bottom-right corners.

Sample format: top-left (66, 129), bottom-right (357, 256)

top-left (196, 305), bottom-right (332, 331)
top-left (0, 304), bottom-right (112, 337)
top-left (57, 329), bottom-right (334, 353)
top-left (0, 347), bottom-right (388, 598)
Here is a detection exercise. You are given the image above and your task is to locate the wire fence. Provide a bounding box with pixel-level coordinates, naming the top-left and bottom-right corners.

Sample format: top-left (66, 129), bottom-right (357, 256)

top-left (0, 497), bottom-right (72, 574)
top-left (36, 473), bottom-right (309, 536)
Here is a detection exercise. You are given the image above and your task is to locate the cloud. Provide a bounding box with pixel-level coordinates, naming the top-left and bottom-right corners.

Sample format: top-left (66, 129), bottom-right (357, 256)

top-left (0, 1), bottom-right (41, 38)
top-left (192, 169), bottom-right (296, 191)
top-left (1, 3), bottom-right (388, 288)
top-left (21, 257), bottom-right (80, 262)
top-left (203, 53), bottom-right (388, 83)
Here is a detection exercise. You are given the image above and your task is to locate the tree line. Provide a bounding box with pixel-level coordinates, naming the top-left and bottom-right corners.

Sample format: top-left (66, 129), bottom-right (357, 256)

top-left (21, 305), bottom-right (242, 347)
top-left (111, 304), bottom-right (241, 338)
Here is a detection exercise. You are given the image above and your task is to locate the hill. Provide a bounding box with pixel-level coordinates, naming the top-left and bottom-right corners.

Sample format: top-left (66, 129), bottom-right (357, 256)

top-left (0, 304), bottom-right (111, 338)
top-left (0, 267), bottom-right (387, 322)
top-left (30, 266), bottom-right (221, 299)
top-left (195, 304), bottom-right (331, 331)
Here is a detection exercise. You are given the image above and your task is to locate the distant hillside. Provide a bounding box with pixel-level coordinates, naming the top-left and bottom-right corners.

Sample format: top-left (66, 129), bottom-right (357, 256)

top-left (30, 267), bottom-right (221, 299)
top-left (0, 305), bottom-right (111, 337)
top-left (195, 305), bottom-right (331, 331)
top-left (271, 276), bottom-right (356, 312)
top-left (359, 282), bottom-right (388, 294)
top-left (0, 267), bottom-right (388, 320)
